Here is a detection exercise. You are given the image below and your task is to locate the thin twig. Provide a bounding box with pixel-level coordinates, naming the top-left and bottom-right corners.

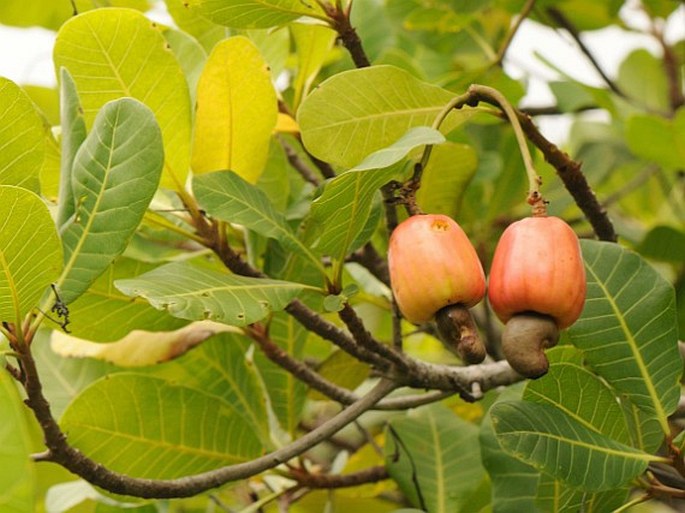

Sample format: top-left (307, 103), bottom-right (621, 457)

top-left (288, 465), bottom-right (388, 489)
top-left (494, 0), bottom-right (537, 66)
top-left (546, 8), bottom-right (626, 99)
top-left (278, 136), bottom-right (321, 186)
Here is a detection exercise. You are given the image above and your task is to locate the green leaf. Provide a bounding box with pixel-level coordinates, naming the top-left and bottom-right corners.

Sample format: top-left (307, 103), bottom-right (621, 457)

top-left (59, 98), bottom-right (164, 304)
top-left (191, 36), bottom-right (277, 183)
top-left (491, 400), bottom-right (655, 492)
top-left (153, 333), bottom-right (273, 446)
top-left (385, 405), bottom-right (486, 513)
top-left (349, 126), bottom-right (445, 171)
top-left (416, 142), bottom-right (477, 218)
top-left (193, 170), bottom-right (325, 277)
top-left (298, 65), bottom-right (471, 168)
top-left (54, 8), bottom-right (192, 189)
top-left (254, 313), bottom-right (308, 435)
top-left (636, 225), bottom-right (685, 263)
top-left (480, 385), bottom-right (542, 513)
top-left (310, 349), bottom-right (370, 401)
top-left (33, 332), bottom-right (116, 419)
top-left (162, 28), bottom-right (207, 110)
top-left (0, 186), bottom-right (62, 323)
top-left (535, 474), bottom-right (628, 513)
top-left (65, 258), bottom-right (186, 342)
top-left (164, 0), bottom-right (227, 51)
top-left (303, 166), bottom-right (397, 279)
top-left (115, 261), bottom-right (304, 326)
top-left (617, 49), bottom-right (670, 113)
top-left (569, 240), bottom-right (681, 434)
top-left (0, 77), bottom-right (45, 192)
top-left (625, 109), bottom-right (685, 170)
top-left (523, 346), bottom-right (633, 446)
top-left (60, 373), bottom-right (264, 479)
top-left (56, 68), bottom-right (87, 229)
top-left (186, 0), bottom-right (327, 29)
top-left (290, 23), bottom-right (337, 111)
top-left (0, 368), bottom-right (35, 513)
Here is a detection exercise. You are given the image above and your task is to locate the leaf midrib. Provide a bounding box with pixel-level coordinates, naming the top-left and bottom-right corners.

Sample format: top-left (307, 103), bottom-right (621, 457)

top-left (586, 258), bottom-right (669, 434)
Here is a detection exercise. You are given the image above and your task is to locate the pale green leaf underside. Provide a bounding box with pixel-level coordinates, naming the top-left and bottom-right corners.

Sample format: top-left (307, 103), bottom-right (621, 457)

top-left (60, 373), bottom-right (263, 479)
top-left (536, 474), bottom-right (628, 513)
top-left (0, 186), bottom-right (62, 322)
top-left (298, 65), bottom-right (471, 167)
top-left (386, 406), bottom-right (485, 513)
top-left (60, 98), bottom-right (163, 304)
top-left (348, 126), bottom-right (445, 171)
top-left (56, 68), bottom-right (87, 229)
top-left (0, 369), bottom-right (35, 513)
top-left (569, 240), bottom-right (681, 432)
top-left (0, 78), bottom-right (44, 193)
top-left (491, 401), bottom-right (653, 492)
top-left (53, 8), bottom-right (191, 188)
top-left (115, 261), bottom-right (303, 326)
top-left (187, 0), bottom-right (326, 28)
top-left (193, 171), bottom-right (324, 275)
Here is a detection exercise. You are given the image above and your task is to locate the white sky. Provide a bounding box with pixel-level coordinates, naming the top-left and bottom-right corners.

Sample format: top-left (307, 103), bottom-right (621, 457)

top-left (0, 1), bottom-right (683, 143)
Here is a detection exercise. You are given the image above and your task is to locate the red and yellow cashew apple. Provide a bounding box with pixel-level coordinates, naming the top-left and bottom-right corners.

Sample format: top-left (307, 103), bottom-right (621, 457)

top-left (388, 214), bottom-right (487, 363)
top-left (488, 216), bottom-right (586, 378)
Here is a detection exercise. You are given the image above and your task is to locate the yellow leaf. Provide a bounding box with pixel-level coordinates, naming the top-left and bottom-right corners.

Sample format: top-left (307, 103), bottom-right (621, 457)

top-left (51, 321), bottom-right (240, 367)
top-left (275, 112), bottom-right (299, 134)
top-left (191, 36), bottom-right (277, 183)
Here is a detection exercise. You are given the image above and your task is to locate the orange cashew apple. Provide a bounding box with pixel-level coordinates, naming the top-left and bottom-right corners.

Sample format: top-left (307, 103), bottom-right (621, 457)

top-left (388, 214), bottom-right (487, 363)
top-left (488, 215), bottom-right (586, 378)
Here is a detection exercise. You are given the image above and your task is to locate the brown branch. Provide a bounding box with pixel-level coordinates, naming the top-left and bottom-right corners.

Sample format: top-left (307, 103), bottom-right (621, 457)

top-left (338, 303), bottom-right (409, 371)
top-left (514, 111), bottom-right (618, 241)
top-left (279, 136), bottom-right (321, 186)
top-left (19, 326), bottom-right (398, 500)
top-left (326, 3), bottom-right (371, 68)
top-left (546, 8), bottom-right (626, 99)
top-left (251, 322), bottom-right (456, 410)
top-left (494, 0), bottom-right (537, 66)
top-left (288, 465), bottom-right (388, 489)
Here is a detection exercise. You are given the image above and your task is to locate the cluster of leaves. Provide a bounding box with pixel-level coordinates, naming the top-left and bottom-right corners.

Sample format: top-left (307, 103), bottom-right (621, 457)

top-left (0, 0), bottom-right (683, 512)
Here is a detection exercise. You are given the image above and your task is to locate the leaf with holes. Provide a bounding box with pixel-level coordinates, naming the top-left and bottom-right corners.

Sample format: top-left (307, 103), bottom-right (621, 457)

top-left (59, 98), bottom-right (163, 304)
top-left (60, 373), bottom-right (264, 479)
top-left (115, 261), bottom-right (304, 326)
top-left (54, 8), bottom-right (191, 189)
top-left (491, 400), bottom-right (658, 491)
top-left (569, 240), bottom-right (681, 435)
top-left (0, 78), bottom-right (45, 192)
top-left (298, 65), bottom-right (471, 168)
top-left (0, 186), bottom-right (62, 324)
top-left (64, 258), bottom-right (186, 342)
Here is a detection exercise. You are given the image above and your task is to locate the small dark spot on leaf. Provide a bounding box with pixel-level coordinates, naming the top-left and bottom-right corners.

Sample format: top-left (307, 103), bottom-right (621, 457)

top-left (236, 313), bottom-right (245, 320)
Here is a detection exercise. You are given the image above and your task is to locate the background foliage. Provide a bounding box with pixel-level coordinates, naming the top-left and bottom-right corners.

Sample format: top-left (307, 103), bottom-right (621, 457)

top-left (0, 0), bottom-right (683, 512)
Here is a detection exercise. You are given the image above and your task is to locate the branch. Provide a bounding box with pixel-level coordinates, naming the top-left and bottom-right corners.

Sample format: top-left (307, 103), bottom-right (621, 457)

top-left (251, 325), bottom-right (456, 410)
top-left (545, 7), bottom-right (626, 99)
top-left (288, 465), bottom-right (388, 489)
top-left (279, 135), bottom-right (321, 186)
top-left (20, 326), bottom-right (397, 500)
top-left (494, 0), bottom-right (536, 66)
top-left (514, 110), bottom-right (618, 241)
top-left (326, 3), bottom-right (371, 68)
